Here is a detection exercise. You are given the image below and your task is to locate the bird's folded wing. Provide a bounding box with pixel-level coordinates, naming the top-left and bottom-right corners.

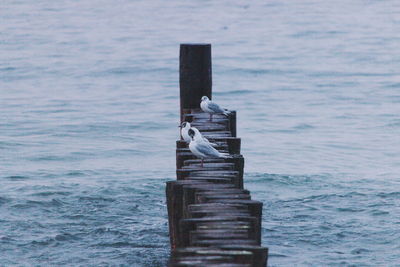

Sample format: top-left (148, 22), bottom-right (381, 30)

top-left (204, 137), bottom-right (218, 147)
top-left (195, 142), bottom-right (220, 157)
top-left (208, 101), bottom-right (225, 113)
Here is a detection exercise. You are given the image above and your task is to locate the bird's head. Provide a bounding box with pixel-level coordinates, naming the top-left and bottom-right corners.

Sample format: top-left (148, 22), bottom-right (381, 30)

top-left (201, 96), bottom-right (209, 102)
top-left (188, 128), bottom-right (195, 140)
top-left (179, 121), bottom-right (190, 128)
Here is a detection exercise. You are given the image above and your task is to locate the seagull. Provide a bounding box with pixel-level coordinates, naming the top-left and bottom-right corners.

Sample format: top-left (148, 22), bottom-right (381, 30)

top-left (179, 122), bottom-right (217, 147)
top-left (200, 96), bottom-right (229, 121)
top-left (179, 122), bottom-right (192, 143)
top-left (188, 127), bottom-right (229, 167)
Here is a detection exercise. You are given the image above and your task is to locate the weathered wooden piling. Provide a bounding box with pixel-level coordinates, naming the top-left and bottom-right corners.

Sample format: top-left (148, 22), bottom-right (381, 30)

top-left (180, 44), bottom-right (212, 123)
top-left (167, 44), bottom-right (268, 266)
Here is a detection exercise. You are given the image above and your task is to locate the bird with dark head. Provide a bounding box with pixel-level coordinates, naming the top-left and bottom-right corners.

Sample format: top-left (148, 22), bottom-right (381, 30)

top-left (179, 121), bottom-right (218, 147)
top-left (178, 122), bottom-right (187, 128)
top-left (188, 128), bottom-right (195, 140)
top-left (179, 122), bottom-right (191, 143)
top-left (187, 126), bottom-right (229, 167)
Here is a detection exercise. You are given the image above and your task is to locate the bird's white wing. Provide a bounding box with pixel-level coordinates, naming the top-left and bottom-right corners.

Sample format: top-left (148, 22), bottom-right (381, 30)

top-left (207, 101), bottom-right (225, 113)
top-left (203, 137), bottom-right (218, 147)
top-left (194, 141), bottom-right (221, 158)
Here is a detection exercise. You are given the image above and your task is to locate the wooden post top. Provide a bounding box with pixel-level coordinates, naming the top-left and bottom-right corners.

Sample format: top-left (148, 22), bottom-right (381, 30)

top-left (180, 44), bottom-right (212, 122)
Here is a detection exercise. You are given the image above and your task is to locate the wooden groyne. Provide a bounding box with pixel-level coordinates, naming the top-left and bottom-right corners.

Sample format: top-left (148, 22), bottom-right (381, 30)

top-left (166, 44), bottom-right (268, 267)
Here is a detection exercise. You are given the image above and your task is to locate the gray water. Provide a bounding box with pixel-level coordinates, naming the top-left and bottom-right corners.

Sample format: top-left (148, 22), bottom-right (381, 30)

top-left (1, 1), bottom-right (400, 266)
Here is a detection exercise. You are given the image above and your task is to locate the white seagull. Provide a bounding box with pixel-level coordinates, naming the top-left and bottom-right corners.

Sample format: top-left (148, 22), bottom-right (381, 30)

top-left (188, 127), bottom-right (229, 167)
top-left (179, 122), bottom-right (217, 147)
top-left (200, 96), bottom-right (229, 121)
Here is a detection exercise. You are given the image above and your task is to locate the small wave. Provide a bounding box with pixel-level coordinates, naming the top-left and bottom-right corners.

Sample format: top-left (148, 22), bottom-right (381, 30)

top-left (12, 198), bottom-right (64, 209)
top-left (78, 196), bottom-right (116, 202)
top-left (370, 209), bottom-right (389, 216)
top-left (377, 192), bottom-right (400, 199)
top-left (31, 191), bottom-right (71, 197)
top-left (0, 197), bottom-right (10, 206)
top-left (66, 170), bottom-right (86, 177)
top-left (292, 123), bottom-right (314, 130)
top-left (4, 175), bottom-right (28, 180)
top-left (29, 233), bottom-right (80, 247)
top-left (290, 30), bottom-right (321, 38)
top-left (309, 71), bottom-right (394, 78)
top-left (30, 155), bottom-right (69, 161)
top-left (248, 173), bottom-right (330, 186)
top-left (297, 193), bottom-right (338, 202)
top-left (384, 120), bottom-right (400, 128)
top-left (54, 233), bottom-right (80, 242)
top-left (292, 214), bottom-right (313, 219)
top-left (92, 242), bottom-right (164, 249)
top-left (277, 87), bottom-right (304, 92)
top-left (268, 129), bottom-right (296, 134)
top-left (0, 141), bottom-right (24, 148)
top-left (90, 227), bottom-right (127, 237)
top-left (0, 66), bottom-right (17, 72)
top-left (221, 67), bottom-right (300, 76)
top-left (351, 248), bottom-right (371, 255)
top-left (0, 235), bottom-right (16, 243)
top-left (62, 214), bottom-right (86, 220)
top-left (30, 108), bottom-right (79, 114)
top-left (30, 238), bottom-right (55, 247)
top-left (384, 82), bottom-right (400, 88)
top-left (336, 207), bottom-right (365, 212)
top-left (318, 225), bottom-right (332, 231)
top-left (342, 191), bottom-right (367, 198)
top-left (280, 191), bottom-right (367, 204)
top-left (214, 89), bottom-right (256, 96)
top-left (268, 253), bottom-right (288, 258)
top-left (89, 66), bottom-right (174, 77)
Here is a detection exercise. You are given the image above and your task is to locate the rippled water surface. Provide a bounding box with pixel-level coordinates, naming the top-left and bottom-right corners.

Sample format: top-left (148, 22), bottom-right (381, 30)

top-left (2, 0), bottom-right (400, 266)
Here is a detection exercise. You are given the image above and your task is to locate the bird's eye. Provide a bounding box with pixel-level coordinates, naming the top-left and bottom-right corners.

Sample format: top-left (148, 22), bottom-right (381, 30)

top-left (188, 129), bottom-right (195, 137)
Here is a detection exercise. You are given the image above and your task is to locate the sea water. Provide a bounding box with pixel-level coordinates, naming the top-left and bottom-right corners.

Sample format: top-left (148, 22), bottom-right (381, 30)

top-left (1, 1), bottom-right (400, 266)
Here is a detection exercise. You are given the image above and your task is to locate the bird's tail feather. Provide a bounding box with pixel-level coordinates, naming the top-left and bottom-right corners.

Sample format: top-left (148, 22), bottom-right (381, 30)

top-left (219, 152), bottom-right (231, 158)
top-left (210, 142), bottom-right (218, 147)
top-left (204, 137), bottom-right (218, 147)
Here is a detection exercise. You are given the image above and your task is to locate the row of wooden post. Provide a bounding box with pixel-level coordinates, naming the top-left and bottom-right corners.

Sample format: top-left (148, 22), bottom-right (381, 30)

top-left (166, 44), bottom-right (268, 266)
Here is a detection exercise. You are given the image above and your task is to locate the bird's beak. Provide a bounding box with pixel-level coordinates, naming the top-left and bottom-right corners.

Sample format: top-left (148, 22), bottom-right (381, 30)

top-left (178, 125), bottom-right (182, 128)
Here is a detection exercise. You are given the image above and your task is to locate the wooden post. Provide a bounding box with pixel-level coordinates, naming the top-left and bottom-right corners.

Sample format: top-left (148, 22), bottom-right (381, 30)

top-left (226, 156), bottom-right (245, 188)
top-left (226, 137), bottom-right (241, 155)
top-left (168, 44), bottom-right (268, 266)
top-left (180, 44), bottom-right (212, 122)
top-left (228, 111), bottom-right (237, 137)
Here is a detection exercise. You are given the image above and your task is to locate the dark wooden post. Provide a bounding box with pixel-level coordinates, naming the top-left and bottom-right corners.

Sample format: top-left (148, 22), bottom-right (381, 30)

top-left (180, 44), bottom-right (212, 122)
top-left (228, 111), bottom-right (237, 137)
top-left (168, 44), bottom-right (268, 266)
top-left (226, 137), bottom-right (241, 155)
top-left (226, 156), bottom-right (245, 189)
